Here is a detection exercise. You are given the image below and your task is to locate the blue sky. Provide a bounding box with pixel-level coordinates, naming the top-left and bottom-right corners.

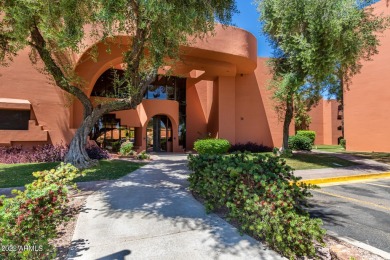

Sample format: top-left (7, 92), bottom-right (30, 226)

top-left (232, 1), bottom-right (272, 57)
top-left (232, 0), bottom-right (380, 58)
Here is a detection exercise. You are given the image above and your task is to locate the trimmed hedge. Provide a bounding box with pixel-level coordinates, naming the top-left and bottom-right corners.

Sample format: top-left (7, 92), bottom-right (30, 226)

top-left (229, 142), bottom-right (273, 153)
top-left (188, 153), bottom-right (324, 258)
top-left (297, 130), bottom-right (316, 145)
top-left (193, 139), bottom-right (230, 155)
top-left (288, 135), bottom-right (312, 151)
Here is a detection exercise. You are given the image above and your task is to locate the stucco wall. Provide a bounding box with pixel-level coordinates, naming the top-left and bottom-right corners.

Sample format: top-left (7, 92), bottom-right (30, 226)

top-left (0, 26), bottom-right (289, 151)
top-left (186, 81), bottom-right (208, 150)
top-left (255, 58), bottom-right (292, 147)
top-left (308, 101), bottom-right (325, 144)
top-left (0, 48), bottom-right (75, 146)
top-left (308, 100), bottom-right (341, 145)
top-left (344, 0), bottom-right (390, 152)
top-left (234, 63), bottom-right (275, 147)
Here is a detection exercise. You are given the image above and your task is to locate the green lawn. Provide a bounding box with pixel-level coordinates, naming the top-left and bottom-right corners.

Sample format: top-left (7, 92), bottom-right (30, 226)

top-left (346, 151), bottom-right (390, 165)
top-left (283, 153), bottom-right (357, 170)
top-left (313, 145), bottom-right (345, 153)
top-left (314, 145), bottom-right (390, 165)
top-left (0, 160), bottom-right (146, 188)
top-left (243, 152), bottom-right (357, 170)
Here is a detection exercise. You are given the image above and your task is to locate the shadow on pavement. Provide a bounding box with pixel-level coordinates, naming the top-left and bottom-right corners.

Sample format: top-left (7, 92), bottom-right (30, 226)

top-left (69, 156), bottom-right (280, 259)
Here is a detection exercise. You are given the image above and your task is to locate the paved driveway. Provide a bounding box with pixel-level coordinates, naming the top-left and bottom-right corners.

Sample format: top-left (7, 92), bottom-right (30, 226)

top-left (67, 155), bottom-right (283, 260)
top-left (308, 178), bottom-right (390, 255)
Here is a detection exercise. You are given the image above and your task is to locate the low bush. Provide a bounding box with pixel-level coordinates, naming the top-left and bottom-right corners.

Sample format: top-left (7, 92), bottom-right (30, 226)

top-left (0, 145), bottom-right (67, 164)
top-left (296, 130), bottom-right (316, 145)
top-left (288, 135), bottom-right (312, 151)
top-left (229, 142), bottom-right (273, 153)
top-left (193, 139), bottom-right (230, 155)
top-left (119, 141), bottom-right (134, 156)
top-left (0, 144), bottom-right (110, 164)
top-left (111, 141), bottom-right (121, 152)
top-left (188, 153), bottom-right (324, 258)
top-left (86, 145), bottom-right (110, 160)
top-left (0, 163), bottom-right (81, 259)
top-left (340, 138), bottom-right (346, 149)
top-left (137, 150), bottom-right (150, 160)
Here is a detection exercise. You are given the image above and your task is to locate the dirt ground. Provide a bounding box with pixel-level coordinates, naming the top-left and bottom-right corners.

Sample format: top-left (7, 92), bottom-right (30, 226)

top-left (51, 189), bottom-right (91, 260)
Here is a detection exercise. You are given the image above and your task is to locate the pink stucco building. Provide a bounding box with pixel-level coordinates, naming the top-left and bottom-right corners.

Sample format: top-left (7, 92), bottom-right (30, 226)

top-left (0, 25), bottom-right (291, 152)
top-left (1, 0), bottom-right (389, 153)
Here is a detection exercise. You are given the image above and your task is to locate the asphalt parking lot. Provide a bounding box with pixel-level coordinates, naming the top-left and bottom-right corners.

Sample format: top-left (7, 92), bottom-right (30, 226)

top-left (307, 178), bottom-right (390, 253)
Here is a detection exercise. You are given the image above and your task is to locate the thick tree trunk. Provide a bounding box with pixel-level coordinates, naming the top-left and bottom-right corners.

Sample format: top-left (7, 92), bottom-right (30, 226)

top-left (64, 115), bottom-right (99, 169)
top-left (282, 95), bottom-right (294, 151)
top-left (29, 20), bottom-right (156, 169)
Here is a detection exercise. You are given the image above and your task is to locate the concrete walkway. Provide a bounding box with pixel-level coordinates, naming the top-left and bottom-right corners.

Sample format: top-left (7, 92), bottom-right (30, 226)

top-left (67, 155), bottom-right (284, 260)
top-left (295, 151), bottom-right (390, 180)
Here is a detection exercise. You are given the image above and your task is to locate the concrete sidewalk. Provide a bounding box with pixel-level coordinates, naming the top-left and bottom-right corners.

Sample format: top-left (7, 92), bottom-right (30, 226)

top-left (295, 151), bottom-right (390, 181)
top-left (67, 154), bottom-right (284, 260)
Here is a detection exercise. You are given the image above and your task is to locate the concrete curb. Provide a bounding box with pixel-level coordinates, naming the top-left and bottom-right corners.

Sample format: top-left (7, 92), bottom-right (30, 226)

top-left (327, 231), bottom-right (390, 259)
top-left (297, 172), bottom-right (390, 185)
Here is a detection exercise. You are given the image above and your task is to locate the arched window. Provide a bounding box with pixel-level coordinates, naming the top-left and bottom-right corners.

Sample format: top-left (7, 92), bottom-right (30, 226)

top-left (91, 69), bottom-right (127, 98)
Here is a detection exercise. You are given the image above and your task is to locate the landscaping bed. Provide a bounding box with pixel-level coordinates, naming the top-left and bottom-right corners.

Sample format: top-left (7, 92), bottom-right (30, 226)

top-left (188, 152), bottom-right (325, 258)
top-left (187, 152), bottom-right (383, 259)
top-left (193, 191), bottom-right (383, 259)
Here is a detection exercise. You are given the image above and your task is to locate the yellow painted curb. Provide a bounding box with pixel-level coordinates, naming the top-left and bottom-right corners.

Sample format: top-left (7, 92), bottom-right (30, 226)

top-left (297, 172), bottom-right (390, 185)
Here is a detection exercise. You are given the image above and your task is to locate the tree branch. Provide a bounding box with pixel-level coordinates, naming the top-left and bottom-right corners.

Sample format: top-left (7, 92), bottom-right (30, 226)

top-left (29, 24), bottom-right (93, 119)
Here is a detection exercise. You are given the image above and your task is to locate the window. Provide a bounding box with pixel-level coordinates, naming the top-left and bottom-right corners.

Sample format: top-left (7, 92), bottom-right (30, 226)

top-left (0, 110), bottom-right (30, 130)
top-left (91, 69), bottom-right (127, 98)
top-left (144, 76), bottom-right (186, 101)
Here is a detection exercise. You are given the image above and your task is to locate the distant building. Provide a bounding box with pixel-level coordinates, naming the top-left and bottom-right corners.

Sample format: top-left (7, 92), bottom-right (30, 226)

top-left (342, 0), bottom-right (390, 152)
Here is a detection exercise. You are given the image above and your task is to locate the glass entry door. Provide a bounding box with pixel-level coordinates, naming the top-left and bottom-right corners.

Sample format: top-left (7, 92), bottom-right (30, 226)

top-left (146, 115), bottom-right (172, 152)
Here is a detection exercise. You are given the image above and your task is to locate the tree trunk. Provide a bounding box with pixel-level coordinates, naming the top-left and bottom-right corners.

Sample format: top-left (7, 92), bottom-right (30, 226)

top-left (64, 115), bottom-right (99, 169)
top-left (282, 95), bottom-right (294, 151)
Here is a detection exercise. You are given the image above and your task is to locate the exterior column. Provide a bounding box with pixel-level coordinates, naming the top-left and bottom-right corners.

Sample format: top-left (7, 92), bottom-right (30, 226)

top-left (217, 76), bottom-right (236, 144)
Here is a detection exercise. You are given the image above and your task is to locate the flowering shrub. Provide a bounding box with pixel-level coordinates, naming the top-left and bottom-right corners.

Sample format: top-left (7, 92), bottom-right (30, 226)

top-left (188, 152), bottom-right (324, 258)
top-left (0, 144), bottom-right (109, 164)
top-left (0, 163), bottom-right (80, 259)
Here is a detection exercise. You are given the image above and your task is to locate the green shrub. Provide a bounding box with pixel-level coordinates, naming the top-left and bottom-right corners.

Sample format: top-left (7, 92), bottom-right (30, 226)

top-left (188, 153), bottom-right (324, 258)
top-left (297, 130), bottom-right (316, 145)
top-left (288, 135), bottom-right (312, 151)
top-left (137, 150), bottom-right (150, 160)
top-left (0, 163), bottom-right (80, 259)
top-left (129, 150), bottom-right (137, 156)
top-left (193, 139), bottom-right (230, 155)
top-left (120, 141), bottom-right (134, 156)
top-left (340, 138), bottom-right (346, 149)
top-left (280, 148), bottom-right (293, 158)
top-left (112, 141), bottom-right (121, 152)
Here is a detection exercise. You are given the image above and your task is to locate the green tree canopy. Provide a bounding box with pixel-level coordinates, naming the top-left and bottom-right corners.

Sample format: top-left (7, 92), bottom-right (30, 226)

top-left (0, 0), bottom-right (236, 168)
top-left (257, 0), bottom-right (388, 150)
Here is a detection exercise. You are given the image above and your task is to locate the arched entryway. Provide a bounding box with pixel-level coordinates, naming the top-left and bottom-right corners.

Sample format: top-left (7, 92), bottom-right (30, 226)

top-left (146, 115), bottom-right (173, 152)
